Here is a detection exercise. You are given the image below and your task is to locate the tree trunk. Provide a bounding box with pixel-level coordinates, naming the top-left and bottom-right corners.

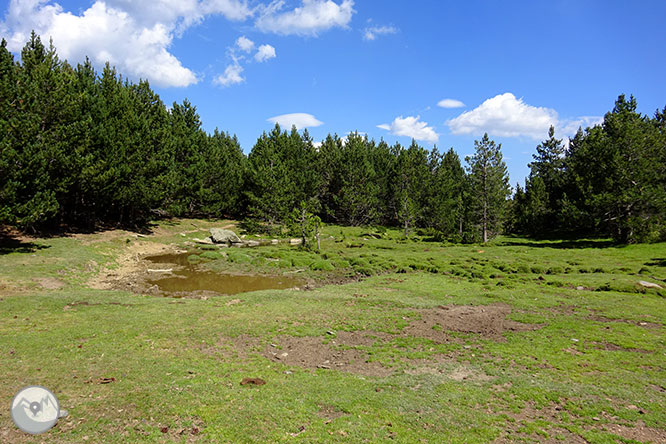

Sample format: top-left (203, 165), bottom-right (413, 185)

top-left (315, 220), bottom-right (321, 251)
top-left (483, 200), bottom-right (488, 243)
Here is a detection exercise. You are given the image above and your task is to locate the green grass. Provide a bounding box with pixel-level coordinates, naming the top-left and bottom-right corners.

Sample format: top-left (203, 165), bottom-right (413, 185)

top-left (1, 220), bottom-right (665, 443)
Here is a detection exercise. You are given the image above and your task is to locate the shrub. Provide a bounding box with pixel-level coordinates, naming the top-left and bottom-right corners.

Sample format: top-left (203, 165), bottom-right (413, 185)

top-left (200, 251), bottom-right (223, 260)
top-left (310, 260), bottom-right (335, 271)
top-left (187, 254), bottom-right (202, 264)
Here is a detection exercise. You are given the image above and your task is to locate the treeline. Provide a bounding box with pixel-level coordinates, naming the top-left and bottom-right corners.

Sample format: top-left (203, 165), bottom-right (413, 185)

top-left (1, 33), bottom-right (245, 230)
top-left (512, 96), bottom-right (666, 243)
top-left (2, 35), bottom-right (664, 243)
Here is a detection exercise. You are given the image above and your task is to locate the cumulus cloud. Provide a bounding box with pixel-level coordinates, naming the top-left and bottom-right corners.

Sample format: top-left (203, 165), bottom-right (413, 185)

top-left (377, 116), bottom-right (439, 144)
top-left (214, 64), bottom-right (244, 86)
top-left (215, 37), bottom-right (275, 86)
top-left (236, 35), bottom-right (255, 52)
top-left (447, 93), bottom-right (557, 139)
top-left (363, 25), bottom-right (397, 41)
top-left (437, 98), bottom-right (465, 109)
top-left (256, 0), bottom-right (355, 36)
top-left (107, 0), bottom-right (252, 28)
top-left (254, 43), bottom-right (276, 62)
top-left (0, 0), bottom-right (255, 87)
top-left (446, 93), bottom-right (601, 140)
top-left (267, 113), bottom-right (324, 129)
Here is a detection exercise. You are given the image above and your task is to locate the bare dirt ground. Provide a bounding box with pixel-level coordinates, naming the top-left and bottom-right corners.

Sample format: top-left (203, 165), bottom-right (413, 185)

top-left (494, 400), bottom-right (666, 444)
top-left (407, 303), bottom-right (540, 341)
top-left (205, 304), bottom-right (541, 379)
top-left (87, 240), bottom-right (179, 291)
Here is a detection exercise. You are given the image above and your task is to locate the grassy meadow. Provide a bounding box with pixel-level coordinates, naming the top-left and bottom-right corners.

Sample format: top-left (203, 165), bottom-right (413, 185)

top-left (1, 219), bottom-right (665, 443)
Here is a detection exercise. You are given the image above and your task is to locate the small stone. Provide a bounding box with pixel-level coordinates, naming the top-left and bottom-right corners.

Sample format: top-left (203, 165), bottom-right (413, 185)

top-left (638, 280), bottom-right (662, 289)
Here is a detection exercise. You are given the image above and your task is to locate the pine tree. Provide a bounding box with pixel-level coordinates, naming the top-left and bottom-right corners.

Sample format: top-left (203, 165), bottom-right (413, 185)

top-left (394, 140), bottom-right (429, 236)
top-left (466, 134), bottom-right (510, 242)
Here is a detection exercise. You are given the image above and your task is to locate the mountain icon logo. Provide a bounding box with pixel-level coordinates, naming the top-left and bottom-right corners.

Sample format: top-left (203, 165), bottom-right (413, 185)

top-left (11, 386), bottom-right (60, 435)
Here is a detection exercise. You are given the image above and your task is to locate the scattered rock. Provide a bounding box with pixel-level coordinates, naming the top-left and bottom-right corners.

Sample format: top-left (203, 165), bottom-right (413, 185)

top-left (193, 237), bottom-right (214, 245)
top-left (638, 280), bottom-right (662, 289)
top-left (271, 239), bottom-right (279, 245)
top-left (289, 238), bottom-right (303, 245)
top-left (210, 228), bottom-right (242, 245)
top-left (244, 240), bottom-right (261, 247)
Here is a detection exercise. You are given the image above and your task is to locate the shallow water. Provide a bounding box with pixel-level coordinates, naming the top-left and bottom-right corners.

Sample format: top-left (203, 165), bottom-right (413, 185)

top-left (145, 253), bottom-right (302, 295)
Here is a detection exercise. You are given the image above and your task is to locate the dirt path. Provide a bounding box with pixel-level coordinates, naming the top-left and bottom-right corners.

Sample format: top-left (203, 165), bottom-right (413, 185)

top-left (87, 240), bottom-right (181, 290)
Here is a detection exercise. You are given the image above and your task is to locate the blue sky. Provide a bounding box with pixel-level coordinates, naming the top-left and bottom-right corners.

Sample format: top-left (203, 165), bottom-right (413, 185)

top-left (2, 0), bottom-right (665, 186)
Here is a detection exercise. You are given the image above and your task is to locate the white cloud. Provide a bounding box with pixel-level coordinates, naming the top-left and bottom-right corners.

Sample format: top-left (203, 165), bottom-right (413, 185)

top-left (214, 64), bottom-right (244, 86)
top-left (199, 0), bottom-right (254, 22)
top-left (437, 98), bottom-right (465, 109)
top-left (447, 93), bottom-right (558, 139)
top-left (106, 0), bottom-right (253, 27)
top-left (377, 116), bottom-right (439, 144)
top-left (446, 93), bottom-right (602, 140)
top-left (267, 113), bottom-right (323, 129)
top-left (236, 35), bottom-right (255, 52)
top-left (256, 0), bottom-right (355, 36)
top-left (0, 0), bottom-right (255, 87)
top-left (254, 43), bottom-right (276, 62)
top-left (363, 25), bottom-right (397, 41)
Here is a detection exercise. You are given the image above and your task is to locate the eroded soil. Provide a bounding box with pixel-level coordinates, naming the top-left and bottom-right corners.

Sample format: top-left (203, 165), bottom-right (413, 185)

top-left (209, 304), bottom-right (540, 378)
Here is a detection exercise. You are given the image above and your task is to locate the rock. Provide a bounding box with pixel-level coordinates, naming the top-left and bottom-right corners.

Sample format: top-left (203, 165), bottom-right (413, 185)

top-left (209, 228), bottom-right (242, 244)
top-left (244, 240), bottom-right (261, 247)
top-left (638, 280), bottom-right (663, 289)
top-left (193, 237), bottom-right (214, 245)
top-left (271, 239), bottom-right (279, 245)
top-left (289, 238), bottom-right (303, 245)
top-left (576, 286), bottom-right (585, 290)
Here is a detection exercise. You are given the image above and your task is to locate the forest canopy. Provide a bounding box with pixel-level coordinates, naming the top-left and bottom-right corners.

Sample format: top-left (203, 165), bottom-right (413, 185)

top-left (1, 34), bottom-right (665, 243)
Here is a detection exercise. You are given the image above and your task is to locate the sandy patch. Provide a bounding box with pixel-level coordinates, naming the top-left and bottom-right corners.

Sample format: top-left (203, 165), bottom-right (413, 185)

top-left (87, 240), bottom-right (178, 290)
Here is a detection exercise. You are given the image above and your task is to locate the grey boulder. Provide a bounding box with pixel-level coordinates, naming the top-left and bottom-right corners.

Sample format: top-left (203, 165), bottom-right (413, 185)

top-left (210, 228), bottom-right (242, 244)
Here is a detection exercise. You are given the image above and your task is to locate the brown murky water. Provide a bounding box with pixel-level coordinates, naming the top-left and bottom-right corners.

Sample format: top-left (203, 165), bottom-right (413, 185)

top-left (145, 253), bottom-right (302, 295)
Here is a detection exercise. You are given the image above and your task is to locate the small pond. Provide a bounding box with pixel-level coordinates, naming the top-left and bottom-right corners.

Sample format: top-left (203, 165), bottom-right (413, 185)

top-left (145, 253), bottom-right (302, 295)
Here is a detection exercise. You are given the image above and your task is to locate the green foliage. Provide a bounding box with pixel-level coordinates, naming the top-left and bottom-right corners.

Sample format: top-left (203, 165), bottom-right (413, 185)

top-left (287, 202), bottom-right (322, 250)
top-left (2, 35), bottom-right (664, 245)
top-left (466, 134), bottom-right (511, 242)
top-left (513, 97), bottom-right (666, 243)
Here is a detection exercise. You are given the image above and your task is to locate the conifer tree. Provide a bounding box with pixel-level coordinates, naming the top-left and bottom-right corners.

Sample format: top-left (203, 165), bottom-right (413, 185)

top-left (466, 134), bottom-right (510, 242)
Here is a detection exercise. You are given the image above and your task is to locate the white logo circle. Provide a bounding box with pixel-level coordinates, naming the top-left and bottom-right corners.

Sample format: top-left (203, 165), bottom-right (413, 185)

top-left (11, 386), bottom-right (60, 435)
